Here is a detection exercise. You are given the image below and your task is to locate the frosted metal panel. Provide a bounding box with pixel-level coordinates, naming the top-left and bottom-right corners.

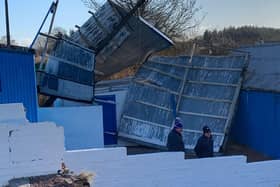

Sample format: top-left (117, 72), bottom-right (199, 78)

top-left (70, 1), bottom-right (173, 79)
top-left (37, 39), bottom-right (95, 102)
top-left (119, 55), bottom-right (247, 151)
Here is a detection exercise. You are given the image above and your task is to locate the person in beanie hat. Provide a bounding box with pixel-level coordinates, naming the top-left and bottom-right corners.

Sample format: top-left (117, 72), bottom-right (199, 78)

top-left (166, 117), bottom-right (185, 152)
top-left (194, 125), bottom-right (213, 158)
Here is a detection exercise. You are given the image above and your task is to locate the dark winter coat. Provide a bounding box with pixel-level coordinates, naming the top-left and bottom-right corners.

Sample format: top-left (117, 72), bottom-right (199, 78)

top-left (194, 135), bottom-right (214, 158)
top-left (166, 129), bottom-right (185, 152)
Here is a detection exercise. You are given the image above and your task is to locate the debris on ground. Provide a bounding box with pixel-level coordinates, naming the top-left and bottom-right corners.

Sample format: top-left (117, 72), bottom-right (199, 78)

top-left (7, 172), bottom-right (94, 187)
top-left (7, 163), bottom-right (94, 187)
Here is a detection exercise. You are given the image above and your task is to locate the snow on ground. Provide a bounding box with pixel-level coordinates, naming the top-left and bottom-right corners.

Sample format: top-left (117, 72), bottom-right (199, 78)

top-left (0, 103), bottom-right (280, 187)
top-left (64, 148), bottom-right (280, 187)
top-left (0, 103), bottom-right (28, 125)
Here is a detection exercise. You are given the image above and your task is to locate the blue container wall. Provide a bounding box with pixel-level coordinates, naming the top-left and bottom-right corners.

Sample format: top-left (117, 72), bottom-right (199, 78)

top-left (231, 90), bottom-right (280, 159)
top-left (0, 49), bottom-right (38, 122)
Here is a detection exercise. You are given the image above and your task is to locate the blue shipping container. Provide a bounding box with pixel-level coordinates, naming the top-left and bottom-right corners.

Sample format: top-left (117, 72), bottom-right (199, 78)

top-left (231, 90), bottom-right (280, 159)
top-left (0, 47), bottom-right (38, 122)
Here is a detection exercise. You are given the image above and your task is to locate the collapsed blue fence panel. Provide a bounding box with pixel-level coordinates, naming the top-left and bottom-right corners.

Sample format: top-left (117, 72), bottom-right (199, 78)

top-left (119, 55), bottom-right (247, 151)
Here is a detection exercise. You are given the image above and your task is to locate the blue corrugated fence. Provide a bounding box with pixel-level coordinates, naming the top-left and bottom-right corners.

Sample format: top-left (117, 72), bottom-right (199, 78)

top-left (231, 90), bottom-right (280, 158)
top-left (0, 48), bottom-right (38, 122)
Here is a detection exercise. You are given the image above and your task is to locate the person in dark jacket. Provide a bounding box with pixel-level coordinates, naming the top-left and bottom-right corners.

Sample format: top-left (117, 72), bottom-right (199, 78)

top-left (166, 117), bottom-right (185, 152)
top-left (194, 125), bottom-right (213, 158)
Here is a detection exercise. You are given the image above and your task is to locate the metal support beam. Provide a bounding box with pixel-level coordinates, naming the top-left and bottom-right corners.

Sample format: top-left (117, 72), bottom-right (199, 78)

top-left (142, 65), bottom-right (238, 87)
top-left (39, 0), bottom-right (59, 70)
top-left (134, 80), bottom-right (232, 103)
top-left (135, 100), bottom-right (227, 120)
top-left (88, 10), bottom-right (110, 34)
top-left (176, 43), bottom-right (196, 113)
top-left (142, 65), bottom-right (181, 80)
top-left (74, 25), bottom-right (95, 48)
top-left (39, 32), bottom-right (94, 53)
top-left (188, 80), bottom-right (238, 87)
top-left (94, 69), bottom-right (105, 76)
top-left (5, 0), bottom-right (11, 47)
top-left (29, 2), bottom-right (56, 49)
top-left (122, 115), bottom-right (224, 136)
top-left (221, 54), bottom-right (249, 151)
top-left (150, 60), bottom-right (243, 72)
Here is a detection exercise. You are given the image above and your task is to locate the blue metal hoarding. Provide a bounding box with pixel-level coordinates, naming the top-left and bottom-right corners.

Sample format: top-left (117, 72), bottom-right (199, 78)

top-left (231, 90), bottom-right (280, 159)
top-left (231, 43), bottom-right (280, 159)
top-left (0, 47), bottom-right (38, 122)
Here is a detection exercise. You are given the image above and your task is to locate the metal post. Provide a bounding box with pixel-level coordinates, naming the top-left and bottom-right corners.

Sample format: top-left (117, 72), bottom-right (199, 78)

top-left (5, 0), bottom-right (11, 47)
top-left (88, 11), bottom-right (110, 35)
top-left (29, 2), bottom-right (55, 49)
top-left (221, 54), bottom-right (249, 152)
top-left (175, 43), bottom-right (196, 113)
top-left (74, 25), bottom-right (94, 48)
top-left (39, 0), bottom-right (59, 70)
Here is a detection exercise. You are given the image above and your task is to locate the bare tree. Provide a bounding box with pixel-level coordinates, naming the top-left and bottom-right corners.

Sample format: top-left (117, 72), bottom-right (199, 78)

top-left (81, 0), bottom-right (101, 12)
top-left (81, 0), bottom-right (202, 39)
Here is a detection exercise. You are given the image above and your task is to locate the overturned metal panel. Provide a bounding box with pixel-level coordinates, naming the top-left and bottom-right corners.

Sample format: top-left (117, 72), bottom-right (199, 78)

top-left (119, 55), bottom-right (247, 151)
top-left (37, 39), bottom-right (95, 102)
top-left (70, 1), bottom-right (173, 80)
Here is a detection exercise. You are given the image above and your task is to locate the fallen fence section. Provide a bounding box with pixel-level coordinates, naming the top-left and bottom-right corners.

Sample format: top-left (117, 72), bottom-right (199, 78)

top-left (70, 1), bottom-right (173, 80)
top-left (119, 55), bottom-right (247, 151)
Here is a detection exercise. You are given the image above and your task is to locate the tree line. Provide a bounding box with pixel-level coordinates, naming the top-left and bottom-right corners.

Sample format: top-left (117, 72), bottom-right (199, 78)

top-left (202, 26), bottom-right (280, 48)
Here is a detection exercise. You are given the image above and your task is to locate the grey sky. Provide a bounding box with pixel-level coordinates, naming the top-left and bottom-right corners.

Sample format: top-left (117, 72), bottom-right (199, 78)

top-left (197, 0), bottom-right (280, 31)
top-left (0, 0), bottom-right (279, 46)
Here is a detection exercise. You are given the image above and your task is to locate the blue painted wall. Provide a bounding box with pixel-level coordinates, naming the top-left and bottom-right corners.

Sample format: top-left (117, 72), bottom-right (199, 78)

top-left (231, 90), bottom-right (280, 158)
top-left (0, 48), bottom-right (38, 122)
top-left (38, 106), bottom-right (104, 150)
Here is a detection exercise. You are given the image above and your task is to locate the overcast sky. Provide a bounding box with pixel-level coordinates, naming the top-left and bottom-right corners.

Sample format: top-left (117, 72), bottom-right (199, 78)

top-left (0, 0), bottom-right (279, 46)
top-left (197, 0), bottom-right (280, 31)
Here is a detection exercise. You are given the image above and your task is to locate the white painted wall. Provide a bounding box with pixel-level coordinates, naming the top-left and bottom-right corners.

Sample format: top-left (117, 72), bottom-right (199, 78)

top-left (55, 90), bottom-right (127, 129)
top-left (64, 147), bottom-right (127, 168)
top-left (0, 103), bottom-right (28, 124)
top-left (63, 149), bottom-right (280, 187)
top-left (38, 106), bottom-right (104, 150)
top-left (1, 104), bottom-right (280, 187)
top-left (0, 122), bottom-right (64, 185)
top-left (54, 92), bottom-right (135, 147)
